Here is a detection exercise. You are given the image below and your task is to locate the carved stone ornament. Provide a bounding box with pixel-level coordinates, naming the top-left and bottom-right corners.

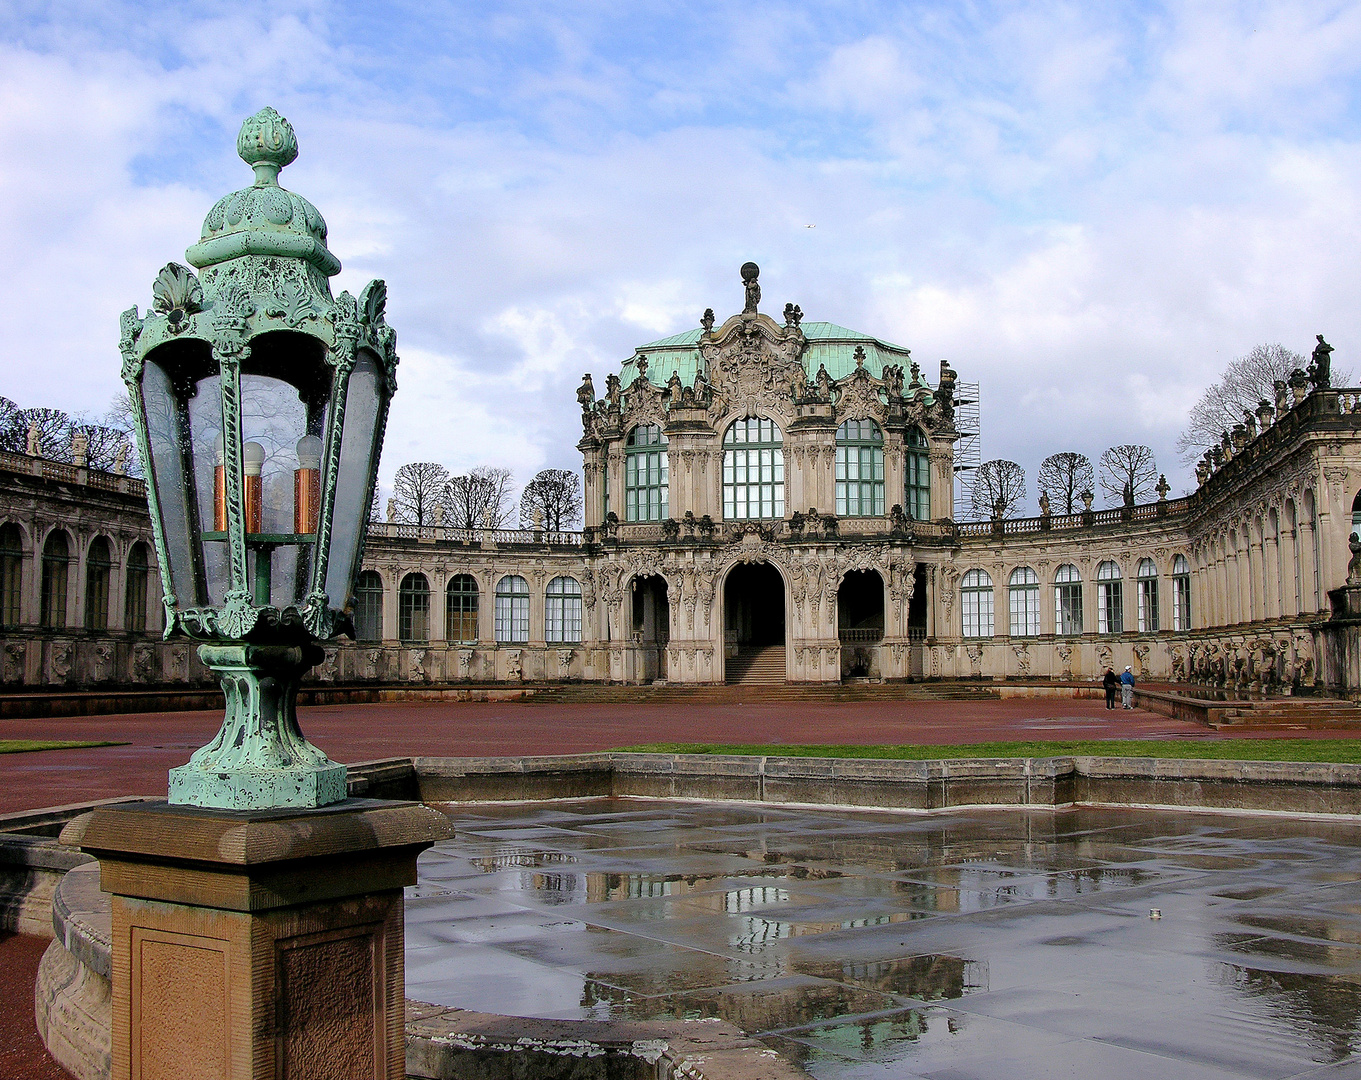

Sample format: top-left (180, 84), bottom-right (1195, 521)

top-left (151, 263), bottom-right (204, 334)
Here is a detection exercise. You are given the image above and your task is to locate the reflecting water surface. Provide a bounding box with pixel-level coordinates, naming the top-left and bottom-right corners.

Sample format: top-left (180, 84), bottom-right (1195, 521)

top-left (407, 799), bottom-right (1361, 1078)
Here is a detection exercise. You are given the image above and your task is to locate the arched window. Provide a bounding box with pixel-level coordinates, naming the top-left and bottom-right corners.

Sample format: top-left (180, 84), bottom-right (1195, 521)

top-left (1096, 561), bottom-right (1123, 634)
top-left (398, 573), bottom-right (430, 643)
top-left (835, 419), bottom-right (884, 517)
top-left (961, 569), bottom-right (994, 638)
top-left (1008, 567), bottom-right (1039, 637)
top-left (1055, 564), bottom-right (1083, 635)
top-left (353, 571), bottom-right (383, 642)
top-left (0, 524), bottom-right (22, 629)
top-left (905, 428), bottom-right (930, 521)
top-left (124, 542), bottom-right (149, 633)
top-left (446, 574), bottom-right (479, 644)
top-left (495, 575), bottom-right (530, 643)
top-left (41, 530), bottom-right (70, 629)
top-left (1352, 489), bottom-right (1361, 536)
top-left (624, 424), bottom-right (668, 522)
top-left (85, 537), bottom-right (112, 631)
top-left (1136, 558), bottom-right (1159, 633)
top-left (1172, 554), bottom-right (1191, 631)
top-left (545, 576), bottom-right (583, 643)
top-left (723, 417), bottom-right (784, 520)
top-left (1306, 490), bottom-right (1322, 610)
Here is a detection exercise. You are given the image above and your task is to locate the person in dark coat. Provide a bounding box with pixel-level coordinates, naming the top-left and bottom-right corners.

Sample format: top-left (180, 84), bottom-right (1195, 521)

top-left (1103, 668), bottom-right (1119, 710)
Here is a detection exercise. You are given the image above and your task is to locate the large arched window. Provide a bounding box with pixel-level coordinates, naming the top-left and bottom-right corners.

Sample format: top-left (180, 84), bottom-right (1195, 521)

top-left (495, 575), bottom-right (530, 643)
top-left (961, 569), bottom-right (994, 638)
top-left (722, 417), bottom-right (784, 520)
top-left (1306, 490), bottom-right (1322, 610)
top-left (905, 428), bottom-right (930, 520)
top-left (1008, 567), bottom-right (1039, 637)
top-left (0, 524), bottom-right (22, 629)
top-left (1172, 555), bottom-right (1191, 631)
top-left (124, 542), bottom-right (149, 633)
top-left (1136, 558), bottom-right (1159, 633)
top-left (625, 424), bottom-right (668, 522)
top-left (85, 537), bottom-right (113, 631)
top-left (1097, 561), bottom-right (1123, 634)
top-left (446, 574), bottom-right (479, 644)
top-left (41, 530), bottom-right (70, 629)
top-left (1055, 564), bottom-right (1083, 635)
top-left (835, 419), bottom-right (884, 517)
top-left (545, 576), bottom-right (583, 643)
top-left (398, 573), bottom-right (430, 643)
top-left (354, 571), bottom-right (383, 642)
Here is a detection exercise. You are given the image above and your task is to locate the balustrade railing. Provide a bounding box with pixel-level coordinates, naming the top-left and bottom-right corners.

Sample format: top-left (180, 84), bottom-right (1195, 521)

top-left (0, 450), bottom-right (145, 496)
top-left (838, 627), bottom-right (885, 643)
top-left (956, 496), bottom-right (1190, 538)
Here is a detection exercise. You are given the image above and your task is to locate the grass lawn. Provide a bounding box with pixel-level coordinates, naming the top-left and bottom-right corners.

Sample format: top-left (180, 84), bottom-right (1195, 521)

top-left (615, 739), bottom-right (1361, 764)
top-left (0, 740), bottom-right (126, 754)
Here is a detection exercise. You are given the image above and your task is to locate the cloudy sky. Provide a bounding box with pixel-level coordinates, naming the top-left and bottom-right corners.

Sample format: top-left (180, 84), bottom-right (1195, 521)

top-left (4, 0), bottom-right (1361, 514)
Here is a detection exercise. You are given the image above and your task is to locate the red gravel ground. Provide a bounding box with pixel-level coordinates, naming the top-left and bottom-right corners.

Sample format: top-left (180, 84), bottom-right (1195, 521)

top-left (0, 696), bottom-right (1351, 815)
top-left (0, 934), bottom-right (68, 1079)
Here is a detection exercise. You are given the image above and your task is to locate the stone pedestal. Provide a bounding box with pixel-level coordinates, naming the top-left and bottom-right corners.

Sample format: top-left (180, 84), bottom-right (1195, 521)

top-left (69, 798), bottom-right (451, 1080)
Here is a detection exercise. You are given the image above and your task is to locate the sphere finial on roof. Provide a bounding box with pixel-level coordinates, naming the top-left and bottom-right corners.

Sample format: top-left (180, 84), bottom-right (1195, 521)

top-left (237, 106), bottom-right (299, 187)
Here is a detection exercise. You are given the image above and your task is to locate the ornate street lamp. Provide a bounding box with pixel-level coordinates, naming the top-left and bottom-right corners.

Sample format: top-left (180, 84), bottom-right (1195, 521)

top-left (118, 107), bottom-right (397, 809)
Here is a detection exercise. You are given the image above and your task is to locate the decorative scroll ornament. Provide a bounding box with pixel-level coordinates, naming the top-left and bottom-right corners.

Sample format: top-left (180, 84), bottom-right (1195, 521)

top-left (218, 590), bottom-right (261, 639)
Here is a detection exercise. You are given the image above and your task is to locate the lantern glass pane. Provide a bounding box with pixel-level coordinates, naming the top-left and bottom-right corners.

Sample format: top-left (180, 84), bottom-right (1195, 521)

top-left (323, 353), bottom-right (382, 614)
top-left (187, 373), bottom-right (229, 606)
top-left (240, 373), bottom-right (311, 607)
top-left (143, 358), bottom-right (200, 607)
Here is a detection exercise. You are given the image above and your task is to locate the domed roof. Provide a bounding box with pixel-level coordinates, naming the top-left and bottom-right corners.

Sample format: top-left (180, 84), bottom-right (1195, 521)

top-left (185, 107), bottom-right (340, 279)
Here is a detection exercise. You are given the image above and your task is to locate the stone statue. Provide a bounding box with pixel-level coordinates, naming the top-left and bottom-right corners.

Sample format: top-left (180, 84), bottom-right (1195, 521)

top-left (605, 374), bottom-right (622, 410)
top-left (701, 308), bottom-right (715, 333)
top-left (1156, 474), bottom-right (1170, 500)
top-left (1310, 334), bottom-right (1334, 389)
top-left (1122, 479), bottom-right (1134, 507)
top-left (667, 370), bottom-right (683, 401)
top-left (814, 363), bottom-right (833, 402)
top-left (1038, 492), bottom-right (1050, 516)
top-left (1348, 532), bottom-right (1361, 585)
top-left (576, 373), bottom-right (595, 413)
top-left (740, 262), bottom-right (760, 314)
top-left (113, 443), bottom-right (130, 475)
top-left (635, 355), bottom-right (649, 383)
top-left (25, 421), bottom-right (40, 457)
top-left (782, 302), bottom-right (802, 328)
top-left (71, 430), bottom-right (88, 467)
top-left (386, 497), bottom-right (397, 522)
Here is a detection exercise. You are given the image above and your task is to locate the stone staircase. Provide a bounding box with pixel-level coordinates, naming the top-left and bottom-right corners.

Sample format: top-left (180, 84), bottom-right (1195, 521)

top-left (532, 676), bottom-right (1004, 705)
top-left (725, 645), bottom-right (786, 686)
top-left (1208, 698), bottom-right (1361, 730)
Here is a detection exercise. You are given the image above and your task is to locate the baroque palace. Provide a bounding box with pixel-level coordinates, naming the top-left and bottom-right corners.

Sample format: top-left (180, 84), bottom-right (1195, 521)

top-left (2, 263), bottom-right (1359, 695)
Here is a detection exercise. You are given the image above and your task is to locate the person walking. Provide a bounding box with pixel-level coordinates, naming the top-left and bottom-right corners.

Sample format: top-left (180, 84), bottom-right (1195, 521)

top-left (1103, 668), bottom-right (1118, 710)
top-left (1120, 665), bottom-right (1135, 710)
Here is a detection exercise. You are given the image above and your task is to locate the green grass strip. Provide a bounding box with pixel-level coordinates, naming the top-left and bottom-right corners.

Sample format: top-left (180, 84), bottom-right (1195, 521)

top-left (613, 739), bottom-right (1361, 764)
top-left (0, 740), bottom-right (125, 754)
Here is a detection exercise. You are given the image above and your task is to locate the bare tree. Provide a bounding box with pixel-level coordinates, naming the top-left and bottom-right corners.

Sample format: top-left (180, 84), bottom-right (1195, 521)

top-left (1175, 343), bottom-right (1352, 465)
top-left (970, 459), bottom-right (1026, 519)
top-left (1099, 445), bottom-right (1157, 505)
top-left (445, 466), bottom-right (515, 529)
top-left (519, 469), bottom-right (582, 531)
top-left (1036, 452), bottom-right (1094, 515)
top-left (390, 462), bottom-right (450, 526)
top-left (0, 397), bottom-right (22, 453)
top-left (79, 424), bottom-right (137, 473)
top-left (19, 407), bottom-right (75, 461)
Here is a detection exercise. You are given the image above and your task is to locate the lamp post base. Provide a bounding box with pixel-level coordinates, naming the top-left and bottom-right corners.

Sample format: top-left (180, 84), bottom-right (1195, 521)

top-left (169, 643), bottom-right (346, 810)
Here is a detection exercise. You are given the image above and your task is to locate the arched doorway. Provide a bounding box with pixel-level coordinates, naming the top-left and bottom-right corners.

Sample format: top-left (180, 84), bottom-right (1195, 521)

top-left (837, 569), bottom-right (884, 679)
top-left (631, 574), bottom-right (669, 682)
top-left (723, 562), bottom-right (785, 684)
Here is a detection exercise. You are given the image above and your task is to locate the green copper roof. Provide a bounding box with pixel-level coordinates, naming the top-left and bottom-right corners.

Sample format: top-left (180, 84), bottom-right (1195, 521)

top-left (623, 320), bottom-right (918, 388)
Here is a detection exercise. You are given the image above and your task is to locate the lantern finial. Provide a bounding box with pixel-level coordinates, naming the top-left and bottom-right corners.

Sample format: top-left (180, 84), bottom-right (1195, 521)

top-left (237, 106), bottom-right (299, 187)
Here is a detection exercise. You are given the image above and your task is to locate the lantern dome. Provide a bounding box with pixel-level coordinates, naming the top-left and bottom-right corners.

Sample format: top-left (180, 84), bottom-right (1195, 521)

top-left (186, 107), bottom-right (340, 280)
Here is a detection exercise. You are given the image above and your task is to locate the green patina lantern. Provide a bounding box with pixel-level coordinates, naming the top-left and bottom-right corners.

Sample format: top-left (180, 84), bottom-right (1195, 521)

top-left (118, 107), bottom-right (397, 809)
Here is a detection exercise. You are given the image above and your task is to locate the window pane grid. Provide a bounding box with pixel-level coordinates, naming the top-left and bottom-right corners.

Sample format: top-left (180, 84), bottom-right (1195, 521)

top-left (398, 574), bottom-right (430, 643)
top-left (446, 574), bottom-right (478, 644)
top-left (355, 571), bottom-right (383, 642)
top-left (723, 417), bottom-right (784, 520)
top-left (495, 575), bottom-right (530, 643)
top-left (1008, 567), bottom-right (1039, 636)
top-left (0, 526), bottom-right (20, 628)
top-left (836, 421), bottom-right (885, 517)
top-left (625, 425), bottom-right (669, 522)
top-left (545, 576), bottom-right (583, 643)
top-left (962, 569), bottom-right (994, 638)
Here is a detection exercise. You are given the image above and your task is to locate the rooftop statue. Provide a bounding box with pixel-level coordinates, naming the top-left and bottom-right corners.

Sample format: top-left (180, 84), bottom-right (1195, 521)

top-left (1310, 334), bottom-right (1334, 389)
top-left (740, 262), bottom-right (760, 314)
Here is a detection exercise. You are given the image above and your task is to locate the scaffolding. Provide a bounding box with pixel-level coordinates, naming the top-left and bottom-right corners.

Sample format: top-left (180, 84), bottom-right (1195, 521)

top-left (951, 379), bottom-right (980, 519)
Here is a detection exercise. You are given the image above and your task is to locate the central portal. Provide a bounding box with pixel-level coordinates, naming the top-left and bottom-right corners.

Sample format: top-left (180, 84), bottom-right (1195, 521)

top-left (723, 562), bottom-right (786, 684)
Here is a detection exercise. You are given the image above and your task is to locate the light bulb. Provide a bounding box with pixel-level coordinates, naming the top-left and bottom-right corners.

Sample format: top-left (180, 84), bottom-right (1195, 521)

top-left (295, 434), bottom-right (323, 470)
top-left (242, 442), bottom-right (266, 476)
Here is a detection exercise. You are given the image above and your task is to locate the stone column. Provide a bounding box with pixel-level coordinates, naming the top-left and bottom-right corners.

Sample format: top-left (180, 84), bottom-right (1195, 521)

top-left (71, 799), bottom-right (450, 1080)
top-left (1263, 529), bottom-right (1280, 621)
top-left (381, 569), bottom-right (399, 644)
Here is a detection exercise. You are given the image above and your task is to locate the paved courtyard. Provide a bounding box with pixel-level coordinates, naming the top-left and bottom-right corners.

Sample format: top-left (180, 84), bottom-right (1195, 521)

top-left (413, 798), bottom-right (1361, 1080)
top-left (0, 696), bottom-right (1324, 814)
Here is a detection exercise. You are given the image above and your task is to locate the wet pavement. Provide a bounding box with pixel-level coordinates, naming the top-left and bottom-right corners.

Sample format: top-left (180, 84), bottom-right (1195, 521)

top-left (409, 799), bottom-right (1361, 1079)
